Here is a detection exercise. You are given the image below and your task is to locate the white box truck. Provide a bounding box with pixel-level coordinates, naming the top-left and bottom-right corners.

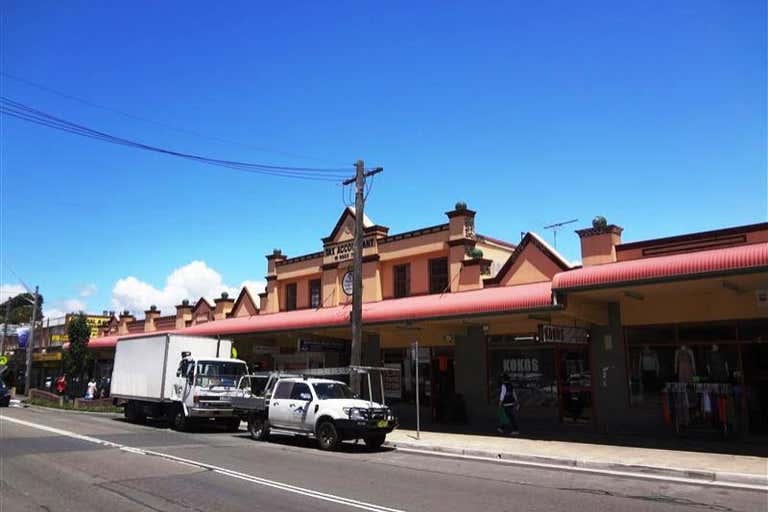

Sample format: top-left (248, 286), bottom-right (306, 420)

top-left (111, 334), bottom-right (248, 431)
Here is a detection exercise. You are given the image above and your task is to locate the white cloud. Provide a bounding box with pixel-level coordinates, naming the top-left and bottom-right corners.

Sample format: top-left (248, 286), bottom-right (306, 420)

top-left (111, 261), bottom-right (265, 317)
top-left (79, 284), bottom-right (97, 298)
top-left (1, 283), bottom-right (28, 303)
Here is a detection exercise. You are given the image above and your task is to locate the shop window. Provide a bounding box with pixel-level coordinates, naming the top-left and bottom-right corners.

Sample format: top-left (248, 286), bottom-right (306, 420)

top-left (309, 279), bottom-right (321, 308)
top-left (285, 283), bottom-right (297, 311)
top-left (428, 257), bottom-right (449, 294)
top-left (394, 264), bottom-right (410, 298)
top-left (627, 326), bottom-right (738, 408)
top-left (487, 345), bottom-right (558, 410)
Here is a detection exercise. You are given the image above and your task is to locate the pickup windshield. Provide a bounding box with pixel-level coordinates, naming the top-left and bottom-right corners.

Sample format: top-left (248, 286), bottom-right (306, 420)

top-left (313, 382), bottom-right (355, 400)
top-left (195, 361), bottom-right (246, 388)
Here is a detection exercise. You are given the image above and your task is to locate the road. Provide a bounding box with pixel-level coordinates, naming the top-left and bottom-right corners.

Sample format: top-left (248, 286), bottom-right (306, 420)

top-left (1, 406), bottom-right (765, 512)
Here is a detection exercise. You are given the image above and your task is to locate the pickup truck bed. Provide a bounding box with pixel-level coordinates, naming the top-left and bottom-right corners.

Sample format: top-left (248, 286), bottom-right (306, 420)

top-left (230, 396), bottom-right (267, 413)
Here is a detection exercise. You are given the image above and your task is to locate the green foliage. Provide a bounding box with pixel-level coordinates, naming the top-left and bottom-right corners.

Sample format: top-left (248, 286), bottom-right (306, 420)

top-left (0, 293), bottom-right (44, 324)
top-left (63, 312), bottom-right (92, 379)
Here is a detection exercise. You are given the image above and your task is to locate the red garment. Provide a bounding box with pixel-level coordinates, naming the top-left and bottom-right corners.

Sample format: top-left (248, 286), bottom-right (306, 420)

top-left (55, 376), bottom-right (67, 394)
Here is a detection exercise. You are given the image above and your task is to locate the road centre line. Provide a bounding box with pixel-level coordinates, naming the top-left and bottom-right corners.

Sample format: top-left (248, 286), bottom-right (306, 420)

top-left (1, 414), bottom-right (407, 512)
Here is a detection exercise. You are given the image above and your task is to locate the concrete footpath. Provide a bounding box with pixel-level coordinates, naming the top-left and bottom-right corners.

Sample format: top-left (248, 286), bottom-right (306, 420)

top-left (386, 429), bottom-right (768, 488)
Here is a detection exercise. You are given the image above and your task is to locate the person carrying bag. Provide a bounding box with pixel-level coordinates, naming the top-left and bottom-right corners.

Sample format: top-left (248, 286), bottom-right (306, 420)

top-left (497, 373), bottom-right (520, 435)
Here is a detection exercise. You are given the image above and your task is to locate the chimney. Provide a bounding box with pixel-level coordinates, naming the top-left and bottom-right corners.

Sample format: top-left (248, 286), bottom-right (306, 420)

top-left (214, 292), bottom-right (235, 320)
top-left (175, 299), bottom-right (192, 329)
top-left (144, 305), bottom-right (161, 332)
top-left (576, 216), bottom-right (624, 266)
top-left (446, 201), bottom-right (478, 292)
top-left (118, 310), bottom-right (135, 335)
top-left (266, 248), bottom-right (287, 278)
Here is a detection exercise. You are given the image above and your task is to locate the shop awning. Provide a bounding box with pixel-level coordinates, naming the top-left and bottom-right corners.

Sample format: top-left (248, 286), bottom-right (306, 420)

top-left (85, 281), bottom-right (556, 349)
top-left (552, 242), bottom-right (768, 292)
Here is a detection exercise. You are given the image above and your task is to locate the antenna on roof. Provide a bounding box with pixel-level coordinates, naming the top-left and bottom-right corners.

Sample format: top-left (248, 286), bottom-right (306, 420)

top-left (543, 219), bottom-right (578, 250)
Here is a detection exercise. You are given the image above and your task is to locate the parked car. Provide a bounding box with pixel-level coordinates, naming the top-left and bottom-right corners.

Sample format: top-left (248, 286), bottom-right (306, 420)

top-left (232, 367), bottom-right (398, 451)
top-left (0, 381), bottom-right (11, 407)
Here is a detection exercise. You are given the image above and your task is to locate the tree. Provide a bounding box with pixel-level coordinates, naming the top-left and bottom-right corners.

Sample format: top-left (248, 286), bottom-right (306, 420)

top-left (0, 293), bottom-right (44, 324)
top-left (63, 313), bottom-right (92, 381)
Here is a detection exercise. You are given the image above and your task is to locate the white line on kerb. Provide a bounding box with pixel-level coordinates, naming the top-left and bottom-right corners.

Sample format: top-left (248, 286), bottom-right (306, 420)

top-left (1, 414), bottom-right (406, 512)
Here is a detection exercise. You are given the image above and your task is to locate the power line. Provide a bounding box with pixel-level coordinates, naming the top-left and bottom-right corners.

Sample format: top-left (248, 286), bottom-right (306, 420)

top-left (0, 71), bottom-right (345, 166)
top-left (0, 97), bottom-right (351, 182)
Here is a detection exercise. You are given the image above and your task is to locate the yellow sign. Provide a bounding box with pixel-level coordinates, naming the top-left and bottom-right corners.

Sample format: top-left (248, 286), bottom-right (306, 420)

top-left (53, 315), bottom-right (111, 343)
top-left (32, 352), bottom-right (62, 362)
top-left (0, 355), bottom-right (7, 366)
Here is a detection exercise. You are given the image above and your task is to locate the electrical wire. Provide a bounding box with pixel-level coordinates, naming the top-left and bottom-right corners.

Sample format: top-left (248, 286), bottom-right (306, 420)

top-left (0, 97), bottom-right (352, 182)
top-left (0, 71), bottom-right (346, 166)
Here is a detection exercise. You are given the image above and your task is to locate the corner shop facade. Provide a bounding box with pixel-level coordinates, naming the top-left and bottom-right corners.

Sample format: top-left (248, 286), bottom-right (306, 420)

top-left (85, 207), bottom-right (768, 438)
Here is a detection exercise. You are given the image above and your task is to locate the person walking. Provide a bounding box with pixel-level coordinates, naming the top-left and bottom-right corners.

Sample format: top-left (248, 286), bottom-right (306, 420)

top-left (54, 374), bottom-right (67, 396)
top-left (85, 378), bottom-right (97, 400)
top-left (497, 373), bottom-right (520, 435)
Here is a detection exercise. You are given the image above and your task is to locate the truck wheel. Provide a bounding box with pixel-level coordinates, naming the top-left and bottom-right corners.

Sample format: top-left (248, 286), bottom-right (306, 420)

top-left (316, 421), bottom-right (340, 451)
top-left (363, 434), bottom-right (386, 450)
top-left (248, 416), bottom-right (269, 441)
top-left (170, 407), bottom-right (190, 432)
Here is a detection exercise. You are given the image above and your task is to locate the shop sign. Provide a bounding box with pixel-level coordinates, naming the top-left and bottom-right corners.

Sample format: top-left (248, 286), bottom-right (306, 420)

top-left (342, 271), bottom-right (354, 296)
top-left (298, 338), bottom-right (347, 353)
top-left (251, 345), bottom-right (280, 355)
top-left (383, 363), bottom-right (402, 398)
top-left (33, 352), bottom-right (62, 362)
top-left (324, 236), bottom-right (376, 263)
top-left (539, 324), bottom-right (589, 345)
top-left (503, 357), bottom-right (540, 374)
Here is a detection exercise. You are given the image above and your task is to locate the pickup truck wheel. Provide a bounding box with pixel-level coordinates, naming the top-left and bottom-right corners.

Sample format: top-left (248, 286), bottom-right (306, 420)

top-left (170, 407), bottom-right (190, 432)
top-left (316, 421), bottom-right (340, 451)
top-left (363, 434), bottom-right (386, 450)
top-left (248, 416), bottom-right (269, 441)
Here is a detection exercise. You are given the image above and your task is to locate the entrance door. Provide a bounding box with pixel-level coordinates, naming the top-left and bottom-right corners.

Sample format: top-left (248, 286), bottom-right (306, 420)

top-left (431, 350), bottom-right (456, 422)
top-left (557, 347), bottom-right (592, 423)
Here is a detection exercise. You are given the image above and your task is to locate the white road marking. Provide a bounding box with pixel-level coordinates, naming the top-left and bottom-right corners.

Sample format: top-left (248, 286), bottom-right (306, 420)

top-left (1, 414), bottom-right (407, 512)
top-left (393, 446), bottom-right (768, 492)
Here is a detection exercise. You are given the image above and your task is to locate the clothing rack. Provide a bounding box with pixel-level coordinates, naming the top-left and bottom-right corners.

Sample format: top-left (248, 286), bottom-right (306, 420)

top-left (662, 382), bottom-right (737, 437)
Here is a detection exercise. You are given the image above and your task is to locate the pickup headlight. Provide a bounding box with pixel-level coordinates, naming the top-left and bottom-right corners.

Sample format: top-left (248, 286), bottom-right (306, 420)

top-left (343, 407), bottom-right (367, 420)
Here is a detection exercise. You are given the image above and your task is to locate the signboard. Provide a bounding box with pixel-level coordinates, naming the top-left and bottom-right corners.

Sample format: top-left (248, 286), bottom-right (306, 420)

top-left (50, 315), bottom-right (111, 343)
top-left (17, 327), bottom-right (29, 348)
top-left (539, 324), bottom-right (589, 345)
top-left (33, 352), bottom-right (62, 362)
top-left (324, 236), bottom-right (376, 263)
top-left (298, 338), bottom-right (347, 353)
top-left (342, 271), bottom-right (354, 296)
top-left (383, 363), bottom-right (402, 398)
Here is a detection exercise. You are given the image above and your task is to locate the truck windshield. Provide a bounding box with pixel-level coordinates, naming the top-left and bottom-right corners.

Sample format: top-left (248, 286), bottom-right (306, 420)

top-left (313, 382), bottom-right (355, 400)
top-left (195, 361), bottom-right (246, 388)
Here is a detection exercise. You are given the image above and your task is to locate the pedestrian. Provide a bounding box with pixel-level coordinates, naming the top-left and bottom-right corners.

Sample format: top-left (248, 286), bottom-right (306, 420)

top-left (497, 373), bottom-right (520, 435)
top-left (55, 374), bottom-right (67, 396)
top-left (85, 378), bottom-right (97, 400)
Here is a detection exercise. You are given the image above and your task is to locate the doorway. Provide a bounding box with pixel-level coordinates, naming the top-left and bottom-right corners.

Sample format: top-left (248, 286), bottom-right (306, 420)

top-left (556, 346), bottom-right (592, 423)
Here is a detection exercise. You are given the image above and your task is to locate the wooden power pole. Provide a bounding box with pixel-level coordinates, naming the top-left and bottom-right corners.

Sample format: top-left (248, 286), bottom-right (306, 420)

top-left (343, 160), bottom-right (382, 395)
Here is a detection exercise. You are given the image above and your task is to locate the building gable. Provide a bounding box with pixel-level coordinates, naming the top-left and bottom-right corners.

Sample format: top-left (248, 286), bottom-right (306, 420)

top-left (485, 232), bottom-right (571, 286)
top-left (192, 297), bottom-right (213, 323)
top-left (231, 287), bottom-right (259, 318)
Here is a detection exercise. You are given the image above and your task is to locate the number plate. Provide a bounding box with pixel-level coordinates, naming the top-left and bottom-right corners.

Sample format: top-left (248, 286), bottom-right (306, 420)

top-left (377, 420), bottom-right (388, 428)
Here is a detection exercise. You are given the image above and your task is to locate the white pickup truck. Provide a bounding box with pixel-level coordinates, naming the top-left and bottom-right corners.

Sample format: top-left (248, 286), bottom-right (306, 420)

top-left (232, 367), bottom-right (399, 451)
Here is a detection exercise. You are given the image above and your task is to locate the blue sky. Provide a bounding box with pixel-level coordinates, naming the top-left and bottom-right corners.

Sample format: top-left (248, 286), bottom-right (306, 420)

top-left (1, 1), bottom-right (766, 318)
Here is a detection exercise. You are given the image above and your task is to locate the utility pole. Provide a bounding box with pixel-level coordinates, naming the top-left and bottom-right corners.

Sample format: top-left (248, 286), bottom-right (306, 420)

top-left (343, 160), bottom-right (383, 394)
top-left (23, 286), bottom-right (39, 395)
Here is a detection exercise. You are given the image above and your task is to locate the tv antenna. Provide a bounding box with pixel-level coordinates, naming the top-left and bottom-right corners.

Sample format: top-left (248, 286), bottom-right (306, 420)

top-left (543, 219), bottom-right (578, 250)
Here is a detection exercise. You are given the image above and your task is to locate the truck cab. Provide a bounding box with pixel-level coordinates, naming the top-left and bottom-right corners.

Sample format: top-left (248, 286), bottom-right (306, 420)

top-left (171, 355), bottom-right (248, 430)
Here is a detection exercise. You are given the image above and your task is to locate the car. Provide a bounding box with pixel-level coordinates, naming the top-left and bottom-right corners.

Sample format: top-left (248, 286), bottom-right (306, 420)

top-left (0, 381), bottom-right (11, 407)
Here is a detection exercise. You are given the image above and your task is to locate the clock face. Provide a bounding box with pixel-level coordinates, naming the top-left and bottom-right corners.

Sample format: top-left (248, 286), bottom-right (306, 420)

top-left (342, 271), bottom-right (354, 296)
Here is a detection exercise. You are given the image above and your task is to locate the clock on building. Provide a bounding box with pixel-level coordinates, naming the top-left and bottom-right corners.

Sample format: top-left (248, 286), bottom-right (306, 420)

top-left (342, 271), bottom-right (354, 296)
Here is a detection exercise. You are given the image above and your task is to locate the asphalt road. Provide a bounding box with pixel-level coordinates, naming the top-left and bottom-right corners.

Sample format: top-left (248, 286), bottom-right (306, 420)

top-left (1, 406), bottom-right (765, 512)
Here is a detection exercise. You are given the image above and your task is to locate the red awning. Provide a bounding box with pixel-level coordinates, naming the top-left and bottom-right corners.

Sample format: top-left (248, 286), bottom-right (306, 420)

top-left (552, 242), bottom-right (768, 291)
top-left (86, 281), bottom-right (555, 348)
